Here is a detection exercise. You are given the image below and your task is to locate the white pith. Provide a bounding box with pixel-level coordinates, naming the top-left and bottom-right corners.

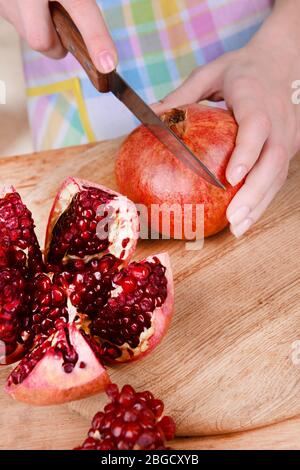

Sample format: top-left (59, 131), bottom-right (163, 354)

top-left (47, 181), bottom-right (139, 265)
top-left (108, 197), bottom-right (139, 260)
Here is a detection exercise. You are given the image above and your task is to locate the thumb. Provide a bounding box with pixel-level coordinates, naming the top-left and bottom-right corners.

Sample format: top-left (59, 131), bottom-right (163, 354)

top-left (152, 58), bottom-right (226, 114)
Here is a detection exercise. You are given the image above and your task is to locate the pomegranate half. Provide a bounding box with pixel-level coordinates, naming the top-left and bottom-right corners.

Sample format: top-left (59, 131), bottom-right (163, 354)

top-left (116, 104), bottom-right (242, 238)
top-left (0, 178), bottom-right (174, 405)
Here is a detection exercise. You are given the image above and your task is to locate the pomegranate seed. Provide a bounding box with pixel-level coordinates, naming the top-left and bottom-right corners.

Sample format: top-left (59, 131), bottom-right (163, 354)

top-left (159, 416), bottom-right (176, 440)
top-left (92, 412), bottom-right (104, 429)
top-left (119, 384), bottom-right (135, 407)
top-left (123, 423), bottom-right (141, 442)
top-left (51, 288), bottom-right (65, 306)
top-left (2, 184), bottom-right (171, 405)
top-left (149, 399), bottom-right (164, 418)
top-left (136, 431), bottom-right (156, 448)
top-left (122, 238), bottom-right (130, 248)
top-left (131, 264), bottom-right (150, 280)
top-left (106, 383), bottom-right (119, 402)
top-left (74, 384), bottom-right (175, 450)
top-left (98, 439), bottom-right (115, 450)
top-left (124, 409), bottom-right (139, 422)
top-left (63, 363), bottom-right (74, 373)
top-left (117, 440), bottom-right (130, 450)
top-left (81, 437), bottom-right (97, 449)
top-left (111, 419), bottom-right (123, 438)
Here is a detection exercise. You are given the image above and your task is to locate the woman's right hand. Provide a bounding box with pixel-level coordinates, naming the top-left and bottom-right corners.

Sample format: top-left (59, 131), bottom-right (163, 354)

top-left (0, 0), bottom-right (117, 73)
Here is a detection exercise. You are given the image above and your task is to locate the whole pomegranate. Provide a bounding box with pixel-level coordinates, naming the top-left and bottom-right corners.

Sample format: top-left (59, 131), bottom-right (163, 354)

top-left (116, 104), bottom-right (241, 238)
top-left (74, 383), bottom-right (176, 450)
top-left (0, 178), bottom-right (174, 405)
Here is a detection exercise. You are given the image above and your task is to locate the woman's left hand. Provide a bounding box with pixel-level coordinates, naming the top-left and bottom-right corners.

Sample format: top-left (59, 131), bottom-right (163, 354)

top-left (154, 1), bottom-right (300, 238)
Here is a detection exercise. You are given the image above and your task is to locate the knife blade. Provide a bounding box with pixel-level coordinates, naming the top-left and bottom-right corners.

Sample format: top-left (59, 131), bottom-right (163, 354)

top-left (50, 1), bottom-right (225, 189)
top-left (108, 71), bottom-right (225, 189)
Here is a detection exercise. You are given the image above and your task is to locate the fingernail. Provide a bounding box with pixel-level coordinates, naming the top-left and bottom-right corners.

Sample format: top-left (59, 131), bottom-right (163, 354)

top-left (231, 218), bottom-right (253, 238)
top-left (97, 51), bottom-right (115, 74)
top-left (227, 165), bottom-right (248, 186)
top-left (228, 206), bottom-right (250, 225)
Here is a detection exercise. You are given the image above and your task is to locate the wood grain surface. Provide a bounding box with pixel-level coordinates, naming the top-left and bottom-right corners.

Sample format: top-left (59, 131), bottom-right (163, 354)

top-left (0, 139), bottom-right (300, 449)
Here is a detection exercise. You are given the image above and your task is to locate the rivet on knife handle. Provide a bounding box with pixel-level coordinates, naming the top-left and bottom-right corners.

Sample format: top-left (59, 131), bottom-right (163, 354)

top-left (50, 1), bottom-right (112, 93)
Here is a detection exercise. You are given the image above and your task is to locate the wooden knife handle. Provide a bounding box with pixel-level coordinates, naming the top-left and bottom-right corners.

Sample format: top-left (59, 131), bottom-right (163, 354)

top-left (49, 1), bottom-right (111, 92)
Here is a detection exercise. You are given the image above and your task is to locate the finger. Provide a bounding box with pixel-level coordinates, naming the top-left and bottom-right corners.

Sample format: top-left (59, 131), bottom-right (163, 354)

top-left (227, 142), bottom-right (288, 230)
top-left (19, 0), bottom-right (66, 59)
top-left (226, 107), bottom-right (271, 186)
top-left (152, 58), bottom-right (226, 114)
top-left (230, 164), bottom-right (288, 238)
top-left (60, 0), bottom-right (118, 73)
top-left (1, 3), bottom-right (24, 36)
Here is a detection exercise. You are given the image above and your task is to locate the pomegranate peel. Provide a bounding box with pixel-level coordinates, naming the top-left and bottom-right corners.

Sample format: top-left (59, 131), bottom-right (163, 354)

top-left (116, 103), bottom-right (242, 238)
top-left (6, 325), bottom-right (110, 406)
top-left (1, 178), bottom-right (174, 405)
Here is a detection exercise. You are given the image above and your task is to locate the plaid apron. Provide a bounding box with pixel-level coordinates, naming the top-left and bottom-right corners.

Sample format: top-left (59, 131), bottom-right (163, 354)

top-left (22, 0), bottom-right (273, 151)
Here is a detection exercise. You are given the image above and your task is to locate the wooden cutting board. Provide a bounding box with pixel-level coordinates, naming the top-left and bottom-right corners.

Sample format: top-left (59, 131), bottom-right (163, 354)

top-left (1, 139), bottom-right (300, 449)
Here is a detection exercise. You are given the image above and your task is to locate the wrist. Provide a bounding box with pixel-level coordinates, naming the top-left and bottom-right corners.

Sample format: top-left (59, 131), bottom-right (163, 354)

top-left (247, 0), bottom-right (300, 67)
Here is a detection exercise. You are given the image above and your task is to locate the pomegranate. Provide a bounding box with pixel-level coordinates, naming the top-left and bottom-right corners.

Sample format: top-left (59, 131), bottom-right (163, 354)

top-left (74, 383), bottom-right (176, 450)
top-left (116, 104), bottom-right (242, 238)
top-left (0, 178), bottom-right (174, 405)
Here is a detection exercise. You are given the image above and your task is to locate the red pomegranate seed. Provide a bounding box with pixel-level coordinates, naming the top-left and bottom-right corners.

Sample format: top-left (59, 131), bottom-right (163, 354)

top-left (51, 288), bottom-right (65, 306)
top-left (47, 188), bottom-right (116, 264)
top-left (74, 384), bottom-right (175, 450)
top-left (159, 416), bottom-right (177, 440)
top-left (149, 399), bottom-right (164, 418)
top-left (2, 182), bottom-right (172, 408)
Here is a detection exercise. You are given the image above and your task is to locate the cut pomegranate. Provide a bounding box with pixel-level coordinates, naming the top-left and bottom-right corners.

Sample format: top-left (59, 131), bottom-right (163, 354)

top-left (0, 186), bottom-right (44, 276)
top-left (0, 268), bottom-right (28, 364)
top-left (45, 178), bottom-right (139, 266)
top-left (1, 178), bottom-right (174, 405)
top-left (74, 384), bottom-right (176, 450)
top-left (0, 186), bottom-right (43, 364)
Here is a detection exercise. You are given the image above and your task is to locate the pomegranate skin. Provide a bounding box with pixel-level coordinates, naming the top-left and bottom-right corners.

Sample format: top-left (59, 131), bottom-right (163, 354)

top-left (116, 104), bottom-right (242, 238)
top-left (6, 325), bottom-right (111, 406)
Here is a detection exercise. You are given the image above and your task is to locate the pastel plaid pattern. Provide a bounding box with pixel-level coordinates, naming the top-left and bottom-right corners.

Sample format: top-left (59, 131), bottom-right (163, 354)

top-left (22, 0), bottom-right (273, 151)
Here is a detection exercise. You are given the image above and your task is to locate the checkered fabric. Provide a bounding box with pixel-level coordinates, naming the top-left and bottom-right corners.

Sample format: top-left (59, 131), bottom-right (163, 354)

top-left (22, 0), bottom-right (273, 151)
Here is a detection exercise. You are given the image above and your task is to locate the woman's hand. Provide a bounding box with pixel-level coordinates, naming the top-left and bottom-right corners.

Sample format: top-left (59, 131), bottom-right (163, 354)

top-left (0, 0), bottom-right (117, 73)
top-left (154, 0), bottom-right (300, 238)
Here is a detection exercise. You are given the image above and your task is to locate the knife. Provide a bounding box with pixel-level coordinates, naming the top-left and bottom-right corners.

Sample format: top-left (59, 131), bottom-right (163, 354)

top-left (50, 2), bottom-right (225, 190)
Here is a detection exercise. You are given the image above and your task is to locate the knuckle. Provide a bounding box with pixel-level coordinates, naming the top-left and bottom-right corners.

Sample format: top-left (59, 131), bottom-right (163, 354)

top-left (64, 0), bottom-right (91, 10)
top-left (271, 96), bottom-right (287, 121)
top-left (230, 75), bottom-right (264, 106)
top-left (255, 110), bottom-right (271, 135)
top-left (272, 143), bottom-right (288, 169)
top-left (86, 33), bottom-right (109, 52)
top-left (26, 31), bottom-right (53, 53)
top-left (233, 75), bottom-right (259, 93)
top-left (232, 75), bottom-right (248, 90)
top-left (189, 66), bottom-right (202, 81)
top-left (244, 182), bottom-right (265, 208)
